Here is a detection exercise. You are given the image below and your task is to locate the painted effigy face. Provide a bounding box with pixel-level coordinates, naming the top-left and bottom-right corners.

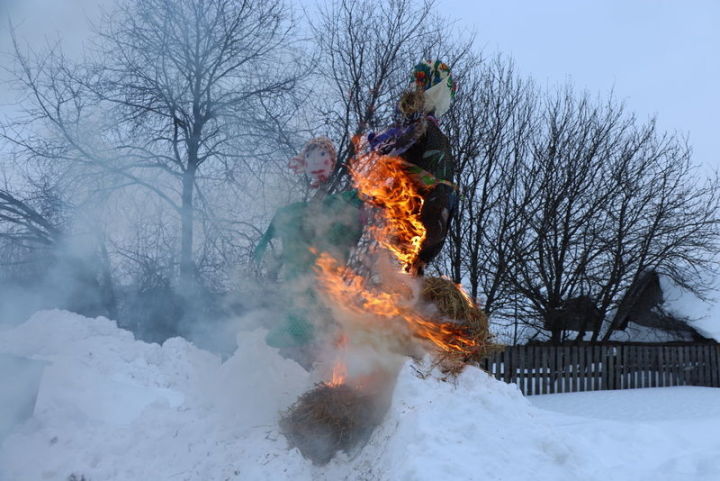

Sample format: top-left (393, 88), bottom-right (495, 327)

top-left (304, 146), bottom-right (335, 188)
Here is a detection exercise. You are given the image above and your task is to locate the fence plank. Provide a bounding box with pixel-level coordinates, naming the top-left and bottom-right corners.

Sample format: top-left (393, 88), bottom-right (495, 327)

top-left (678, 346), bottom-right (688, 386)
top-left (686, 346), bottom-right (694, 386)
top-left (580, 345), bottom-right (586, 392)
top-left (515, 347), bottom-right (523, 394)
top-left (650, 346), bottom-right (660, 387)
top-left (604, 346), bottom-right (611, 391)
top-left (626, 345), bottom-right (632, 389)
top-left (650, 346), bottom-right (657, 388)
top-left (707, 345), bottom-right (715, 387)
top-left (570, 346), bottom-right (580, 392)
top-left (505, 349), bottom-right (510, 383)
top-left (702, 345), bottom-right (711, 387)
top-left (540, 346), bottom-right (549, 394)
top-left (588, 346), bottom-right (595, 391)
top-left (626, 345), bottom-right (633, 389)
top-left (548, 346), bottom-right (556, 394)
top-left (697, 346), bottom-right (704, 386)
top-left (639, 346), bottom-right (647, 389)
top-left (600, 345), bottom-right (606, 391)
top-left (592, 346), bottom-right (599, 391)
top-left (556, 346), bottom-right (562, 393)
top-left (557, 347), bottom-right (564, 393)
top-left (688, 346), bottom-right (694, 386)
top-left (537, 346), bottom-right (544, 395)
top-left (672, 347), bottom-right (681, 387)
top-left (564, 346), bottom-right (571, 393)
top-left (650, 346), bottom-right (657, 387)
top-left (679, 346), bottom-right (686, 386)
top-left (524, 347), bottom-right (532, 395)
top-left (533, 346), bottom-right (540, 395)
top-left (595, 346), bottom-right (601, 390)
top-left (714, 346), bottom-right (720, 387)
top-left (585, 345), bottom-right (592, 392)
top-left (615, 345), bottom-right (622, 390)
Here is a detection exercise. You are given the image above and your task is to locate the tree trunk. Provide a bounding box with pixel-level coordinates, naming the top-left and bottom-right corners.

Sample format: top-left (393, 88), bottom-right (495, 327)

top-left (179, 166), bottom-right (196, 296)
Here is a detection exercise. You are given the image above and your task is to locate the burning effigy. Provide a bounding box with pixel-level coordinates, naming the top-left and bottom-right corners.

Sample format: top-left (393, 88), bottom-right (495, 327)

top-left (260, 60), bottom-right (501, 465)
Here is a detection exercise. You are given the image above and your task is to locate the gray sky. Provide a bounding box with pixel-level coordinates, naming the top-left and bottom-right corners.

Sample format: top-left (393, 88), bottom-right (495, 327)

top-left (439, 0), bottom-right (720, 174)
top-left (1, 0), bottom-right (718, 173)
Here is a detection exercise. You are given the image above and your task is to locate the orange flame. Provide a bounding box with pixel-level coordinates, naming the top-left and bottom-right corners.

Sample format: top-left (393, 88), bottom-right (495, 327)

top-left (314, 253), bottom-right (476, 353)
top-left (349, 137), bottom-right (426, 272)
top-left (327, 361), bottom-right (348, 387)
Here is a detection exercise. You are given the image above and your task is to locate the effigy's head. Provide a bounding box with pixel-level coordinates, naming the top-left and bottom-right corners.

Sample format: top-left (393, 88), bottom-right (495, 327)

top-left (408, 60), bottom-right (457, 117)
top-left (288, 137), bottom-right (337, 188)
top-left (302, 137), bottom-right (337, 188)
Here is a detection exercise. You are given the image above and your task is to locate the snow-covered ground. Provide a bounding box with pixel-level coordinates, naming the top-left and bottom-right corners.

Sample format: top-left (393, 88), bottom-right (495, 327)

top-left (2, 311), bottom-right (720, 481)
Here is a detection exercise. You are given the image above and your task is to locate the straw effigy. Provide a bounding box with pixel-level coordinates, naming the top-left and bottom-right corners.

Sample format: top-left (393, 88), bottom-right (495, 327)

top-left (420, 276), bottom-right (504, 369)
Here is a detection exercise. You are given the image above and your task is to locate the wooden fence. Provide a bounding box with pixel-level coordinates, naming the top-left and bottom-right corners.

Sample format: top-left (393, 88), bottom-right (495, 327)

top-left (480, 344), bottom-right (720, 396)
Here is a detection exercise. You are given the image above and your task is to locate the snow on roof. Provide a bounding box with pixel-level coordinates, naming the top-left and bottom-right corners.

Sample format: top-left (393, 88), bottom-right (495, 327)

top-left (659, 275), bottom-right (720, 343)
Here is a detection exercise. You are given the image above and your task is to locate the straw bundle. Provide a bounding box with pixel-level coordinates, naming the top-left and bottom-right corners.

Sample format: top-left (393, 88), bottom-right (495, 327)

top-left (421, 276), bottom-right (504, 368)
top-left (280, 383), bottom-right (378, 465)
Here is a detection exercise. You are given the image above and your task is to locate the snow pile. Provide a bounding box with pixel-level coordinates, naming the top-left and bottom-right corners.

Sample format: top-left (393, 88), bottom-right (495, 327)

top-left (2, 310), bottom-right (720, 480)
top-left (0, 310), bottom-right (595, 481)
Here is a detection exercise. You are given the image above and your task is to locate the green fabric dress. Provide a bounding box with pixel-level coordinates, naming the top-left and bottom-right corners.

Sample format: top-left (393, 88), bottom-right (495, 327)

top-left (254, 190), bottom-right (364, 347)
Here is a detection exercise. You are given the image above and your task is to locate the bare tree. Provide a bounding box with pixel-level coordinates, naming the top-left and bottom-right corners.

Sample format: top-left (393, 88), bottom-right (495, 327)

top-left (4, 0), bottom-right (302, 299)
top-left (309, 0), bottom-right (444, 189)
top-left (90, 0), bottom-right (301, 294)
top-left (440, 55), bottom-right (536, 316)
top-left (504, 88), bottom-right (720, 344)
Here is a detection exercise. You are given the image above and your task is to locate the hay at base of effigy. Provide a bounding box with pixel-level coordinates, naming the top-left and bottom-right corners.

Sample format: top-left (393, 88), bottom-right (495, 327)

top-left (420, 276), bottom-right (504, 372)
top-left (279, 366), bottom-right (398, 465)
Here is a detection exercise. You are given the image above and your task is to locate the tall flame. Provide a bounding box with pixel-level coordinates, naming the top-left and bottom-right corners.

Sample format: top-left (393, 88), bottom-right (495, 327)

top-left (349, 138), bottom-right (426, 272)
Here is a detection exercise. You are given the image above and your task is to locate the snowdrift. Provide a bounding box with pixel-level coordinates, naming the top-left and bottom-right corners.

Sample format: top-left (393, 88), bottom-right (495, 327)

top-left (0, 311), bottom-right (611, 480)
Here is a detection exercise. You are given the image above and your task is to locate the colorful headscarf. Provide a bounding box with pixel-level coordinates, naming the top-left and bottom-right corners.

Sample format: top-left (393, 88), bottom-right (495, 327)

top-left (411, 60), bottom-right (457, 117)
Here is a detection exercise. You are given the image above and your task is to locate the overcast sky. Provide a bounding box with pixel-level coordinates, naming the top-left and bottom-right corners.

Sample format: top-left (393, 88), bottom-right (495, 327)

top-left (438, 0), bottom-right (720, 174)
top-left (1, 0), bottom-right (718, 173)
